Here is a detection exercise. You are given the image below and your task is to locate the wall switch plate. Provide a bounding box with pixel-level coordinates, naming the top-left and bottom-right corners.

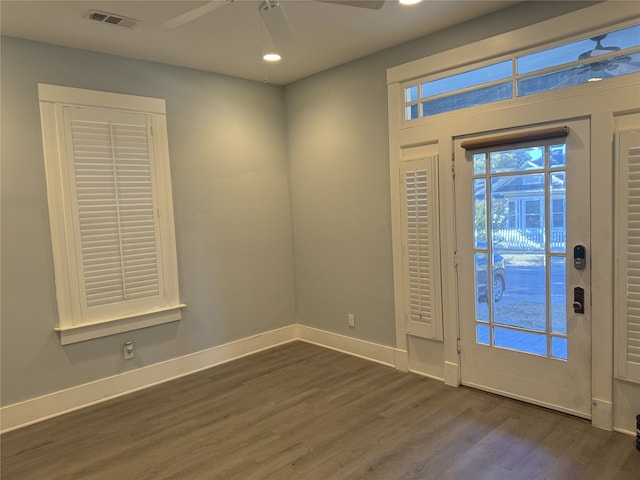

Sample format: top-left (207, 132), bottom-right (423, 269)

top-left (348, 313), bottom-right (355, 328)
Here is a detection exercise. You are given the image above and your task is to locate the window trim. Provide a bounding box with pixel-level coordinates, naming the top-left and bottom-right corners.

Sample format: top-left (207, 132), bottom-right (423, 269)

top-left (393, 10), bottom-right (640, 125)
top-left (38, 84), bottom-right (184, 345)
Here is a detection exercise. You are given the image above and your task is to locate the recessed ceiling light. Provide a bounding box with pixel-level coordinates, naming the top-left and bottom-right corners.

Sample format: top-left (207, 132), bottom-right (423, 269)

top-left (399, 0), bottom-right (423, 5)
top-left (263, 53), bottom-right (282, 62)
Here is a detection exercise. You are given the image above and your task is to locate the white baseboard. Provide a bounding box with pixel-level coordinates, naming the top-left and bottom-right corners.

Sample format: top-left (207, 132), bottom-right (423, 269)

top-left (613, 427), bottom-right (635, 437)
top-left (4, 325), bottom-right (619, 435)
top-left (296, 324), bottom-right (402, 368)
top-left (1, 324), bottom-right (407, 433)
top-left (444, 361), bottom-right (460, 387)
top-left (591, 397), bottom-right (613, 431)
top-left (0, 325), bottom-right (297, 433)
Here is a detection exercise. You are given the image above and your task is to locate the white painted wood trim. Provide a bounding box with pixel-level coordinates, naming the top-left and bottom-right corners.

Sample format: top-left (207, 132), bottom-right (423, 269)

top-left (388, 81), bottom-right (408, 353)
top-left (297, 325), bottom-right (401, 368)
top-left (591, 397), bottom-right (613, 431)
top-left (387, 3), bottom-right (640, 85)
top-left (56, 305), bottom-right (186, 345)
top-left (444, 361), bottom-right (460, 387)
top-left (613, 427), bottom-right (636, 437)
top-left (463, 380), bottom-right (592, 421)
top-left (39, 84), bottom-right (183, 341)
top-left (394, 348), bottom-right (409, 372)
top-left (0, 325), bottom-right (297, 433)
top-left (38, 83), bottom-right (166, 114)
top-left (1, 324), bottom-right (414, 433)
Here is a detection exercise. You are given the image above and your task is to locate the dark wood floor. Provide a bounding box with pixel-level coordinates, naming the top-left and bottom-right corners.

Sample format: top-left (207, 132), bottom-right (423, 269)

top-left (2, 341), bottom-right (639, 480)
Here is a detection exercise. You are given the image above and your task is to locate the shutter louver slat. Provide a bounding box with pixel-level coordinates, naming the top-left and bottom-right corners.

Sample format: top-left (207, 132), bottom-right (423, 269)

top-left (401, 156), bottom-right (442, 340)
top-left (406, 169), bottom-right (431, 326)
top-left (627, 142), bottom-right (640, 367)
top-left (618, 132), bottom-right (640, 382)
top-left (70, 112), bottom-right (160, 310)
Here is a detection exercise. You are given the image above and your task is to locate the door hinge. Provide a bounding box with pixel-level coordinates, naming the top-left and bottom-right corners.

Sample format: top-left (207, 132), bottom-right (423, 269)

top-left (457, 338), bottom-right (461, 353)
top-left (453, 251), bottom-right (458, 268)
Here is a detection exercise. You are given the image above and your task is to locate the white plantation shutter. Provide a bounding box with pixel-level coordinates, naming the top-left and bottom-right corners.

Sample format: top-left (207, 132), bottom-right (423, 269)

top-left (616, 130), bottom-right (640, 383)
top-left (400, 157), bottom-right (442, 340)
top-left (64, 107), bottom-right (164, 321)
top-left (39, 84), bottom-right (183, 344)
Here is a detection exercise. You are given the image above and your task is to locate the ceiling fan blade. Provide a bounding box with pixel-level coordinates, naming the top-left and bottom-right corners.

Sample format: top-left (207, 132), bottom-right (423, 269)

top-left (161, 1), bottom-right (229, 29)
top-left (259, 1), bottom-right (294, 47)
top-left (610, 64), bottom-right (638, 75)
top-left (318, 0), bottom-right (385, 9)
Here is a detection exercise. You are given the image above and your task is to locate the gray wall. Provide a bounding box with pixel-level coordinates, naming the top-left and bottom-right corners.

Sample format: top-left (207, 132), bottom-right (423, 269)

top-left (285, 1), bottom-right (594, 346)
top-left (1, 37), bottom-right (295, 406)
top-left (1, 1), bottom-right (593, 407)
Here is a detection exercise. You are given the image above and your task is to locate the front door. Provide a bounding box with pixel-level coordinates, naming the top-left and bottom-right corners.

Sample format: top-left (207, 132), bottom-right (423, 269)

top-left (456, 119), bottom-right (591, 418)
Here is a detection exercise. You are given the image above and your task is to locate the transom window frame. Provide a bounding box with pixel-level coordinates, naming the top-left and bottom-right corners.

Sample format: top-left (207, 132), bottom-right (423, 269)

top-left (401, 19), bottom-right (640, 124)
top-left (38, 84), bottom-right (185, 345)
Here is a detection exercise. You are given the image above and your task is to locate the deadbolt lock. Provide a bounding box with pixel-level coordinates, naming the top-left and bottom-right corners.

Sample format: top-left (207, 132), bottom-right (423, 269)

top-left (573, 287), bottom-right (584, 314)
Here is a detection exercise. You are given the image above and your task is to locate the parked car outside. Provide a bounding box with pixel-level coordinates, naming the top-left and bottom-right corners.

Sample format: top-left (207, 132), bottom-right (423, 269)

top-left (475, 247), bottom-right (506, 303)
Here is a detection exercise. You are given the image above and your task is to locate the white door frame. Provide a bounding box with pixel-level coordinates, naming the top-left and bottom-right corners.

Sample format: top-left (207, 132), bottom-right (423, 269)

top-left (387, 2), bottom-right (640, 431)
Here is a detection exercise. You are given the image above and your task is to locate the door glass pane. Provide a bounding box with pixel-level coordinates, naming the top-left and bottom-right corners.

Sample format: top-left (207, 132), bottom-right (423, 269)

top-left (474, 179), bottom-right (487, 247)
top-left (550, 171), bottom-right (566, 253)
top-left (492, 174), bottom-right (545, 251)
top-left (494, 327), bottom-right (547, 356)
top-left (551, 257), bottom-right (567, 334)
top-left (551, 336), bottom-right (568, 360)
top-left (490, 146), bottom-right (544, 173)
top-left (473, 141), bottom-right (568, 359)
top-left (406, 104), bottom-right (419, 121)
top-left (421, 60), bottom-right (512, 98)
top-left (550, 144), bottom-right (566, 168)
top-left (475, 252), bottom-right (490, 323)
top-left (493, 253), bottom-right (546, 332)
top-left (405, 85), bottom-right (418, 102)
top-left (422, 83), bottom-right (512, 117)
top-left (477, 324), bottom-right (490, 345)
top-left (517, 51), bottom-right (640, 97)
top-left (552, 199), bottom-right (564, 228)
top-left (473, 153), bottom-right (486, 175)
top-left (516, 24), bottom-right (640, 75)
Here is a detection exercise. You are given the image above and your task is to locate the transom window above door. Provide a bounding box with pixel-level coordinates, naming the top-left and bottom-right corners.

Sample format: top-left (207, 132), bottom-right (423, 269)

top-left (403, 23), bottom-right (639, 121)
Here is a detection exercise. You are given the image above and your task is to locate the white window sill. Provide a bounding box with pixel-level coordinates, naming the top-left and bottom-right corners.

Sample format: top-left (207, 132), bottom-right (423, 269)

top-left (55, 305), bottom-right (186, 345)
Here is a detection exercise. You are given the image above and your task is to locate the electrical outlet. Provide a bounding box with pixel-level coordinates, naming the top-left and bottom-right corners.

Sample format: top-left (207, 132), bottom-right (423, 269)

top-left (123, 342), bottom-right (135, 360)
top-left (348, 313), bottom-right (355, 328)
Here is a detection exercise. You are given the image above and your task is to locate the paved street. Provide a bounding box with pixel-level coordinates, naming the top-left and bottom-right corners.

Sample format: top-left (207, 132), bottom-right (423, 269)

top-left (475, 253), bottom-right (569, 358)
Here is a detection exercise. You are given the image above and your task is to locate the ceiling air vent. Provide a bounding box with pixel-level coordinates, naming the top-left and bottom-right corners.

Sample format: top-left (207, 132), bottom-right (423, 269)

top-left (85, 10), bottom-right (139, 28)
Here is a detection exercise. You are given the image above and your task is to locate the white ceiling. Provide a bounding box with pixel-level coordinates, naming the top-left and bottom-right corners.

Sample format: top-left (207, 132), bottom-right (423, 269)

top-left (0, 0), bottom-right (519, 85)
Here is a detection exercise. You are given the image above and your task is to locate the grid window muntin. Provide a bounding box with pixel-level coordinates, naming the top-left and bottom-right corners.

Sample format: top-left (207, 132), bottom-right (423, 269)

top-left (403, 22), bottom-right (640, 121)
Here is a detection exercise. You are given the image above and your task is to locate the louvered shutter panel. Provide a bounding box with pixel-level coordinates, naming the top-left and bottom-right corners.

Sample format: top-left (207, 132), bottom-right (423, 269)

top-left (400, 157), bottom-right (442, 340)
top-left (616, 130), bottom-right (640, 383)
top-left (64, 107), bottom-right (164, 323)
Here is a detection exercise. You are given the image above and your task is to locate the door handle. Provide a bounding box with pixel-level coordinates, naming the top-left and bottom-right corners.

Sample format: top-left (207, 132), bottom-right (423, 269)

top-left (573, 287), bottom-right (584, 314)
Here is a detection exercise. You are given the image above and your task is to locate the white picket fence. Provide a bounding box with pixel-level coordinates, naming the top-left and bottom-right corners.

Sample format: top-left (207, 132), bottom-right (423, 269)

top-left (493, 229), bottom-right (565, 251)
